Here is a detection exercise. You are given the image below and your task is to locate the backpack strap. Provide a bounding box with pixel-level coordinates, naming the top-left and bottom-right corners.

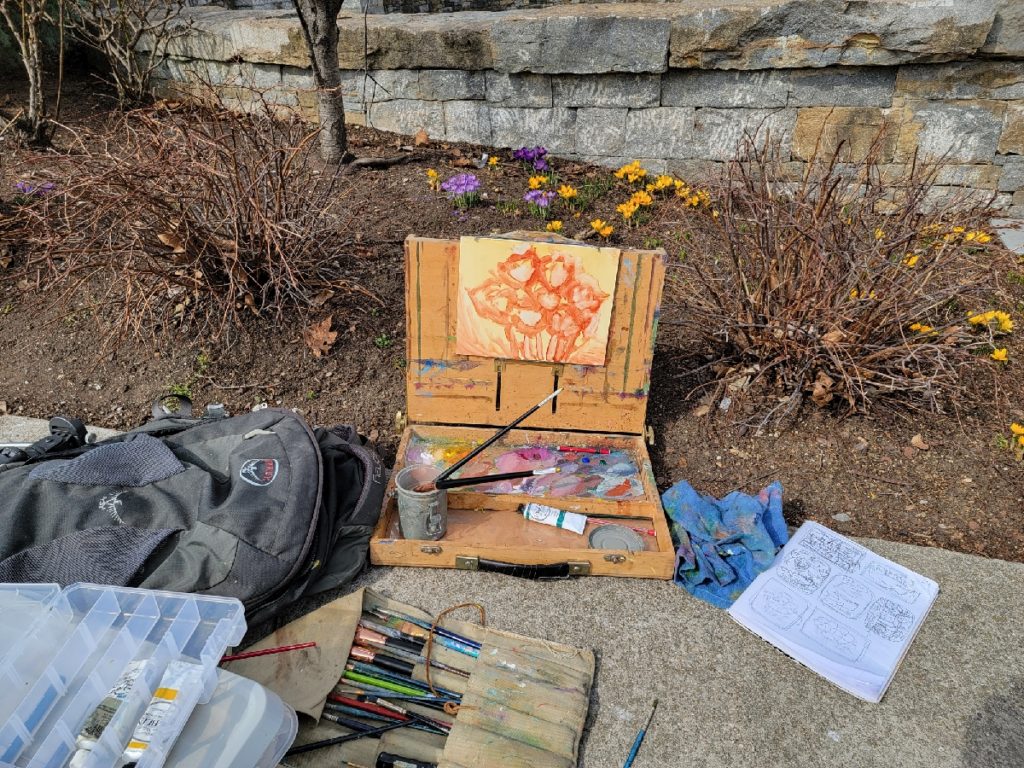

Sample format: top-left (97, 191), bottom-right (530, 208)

top-left (0, 416), bottom-right (88, 469)
top-left (152, 394), bottom-right (194, 420)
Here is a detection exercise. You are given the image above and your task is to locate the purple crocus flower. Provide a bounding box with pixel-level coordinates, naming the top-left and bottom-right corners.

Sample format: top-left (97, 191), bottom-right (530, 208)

top-left (440, 173), bottom-right (481, 199)
top-left (13, 180), bottom-right (56, 196)
top-left (513, 146), bottom-right (548, 165)
top-left (523, 190), bottom-right (556, 208)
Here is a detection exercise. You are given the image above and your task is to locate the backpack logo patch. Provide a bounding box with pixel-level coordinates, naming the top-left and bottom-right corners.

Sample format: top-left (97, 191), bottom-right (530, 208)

top-left (240, 458), bottom-right (279, 487)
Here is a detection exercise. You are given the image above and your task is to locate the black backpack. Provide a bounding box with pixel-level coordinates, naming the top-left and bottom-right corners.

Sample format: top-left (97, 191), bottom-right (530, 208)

top-left (0, 405), bottom-right (385, 625)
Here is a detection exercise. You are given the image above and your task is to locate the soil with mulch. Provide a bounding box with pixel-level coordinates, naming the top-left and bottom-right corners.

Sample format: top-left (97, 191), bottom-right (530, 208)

top-left (2, 77), bottom-right (1023, 564)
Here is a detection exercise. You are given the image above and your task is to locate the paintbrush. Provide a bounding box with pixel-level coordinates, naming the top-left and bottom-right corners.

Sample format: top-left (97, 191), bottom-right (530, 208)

top-left (369, 607), bottom-right (482, 650)
top-left (434, 388), bottom-right (562, 484)
top-left (412, 467), bottom-right (558, 493)
top-left (622, 699), bottom-right (658, 768)
top-left (285, 719), bottom-right (418, 756)
top-left (360, 617), bottom-right (479, 658)
top-left (430, 466), bottom-right (559, 491)
top-left (330, 695), bottom-right (451, 734)
top-left (354, 632), bottom-right (471, 677)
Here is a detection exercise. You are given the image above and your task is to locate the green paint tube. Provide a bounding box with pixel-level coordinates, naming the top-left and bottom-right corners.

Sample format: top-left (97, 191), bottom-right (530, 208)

top-left (69, 660), bottom-right (148, 768)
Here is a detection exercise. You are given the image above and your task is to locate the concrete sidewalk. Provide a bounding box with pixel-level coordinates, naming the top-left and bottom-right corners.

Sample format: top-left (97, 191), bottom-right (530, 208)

top-left (2, 415), bottom-right (1022, 767)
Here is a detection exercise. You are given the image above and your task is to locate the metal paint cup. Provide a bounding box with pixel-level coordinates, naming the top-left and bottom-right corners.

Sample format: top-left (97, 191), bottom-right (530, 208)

top-left (394, 465), bottom-right (448, 540)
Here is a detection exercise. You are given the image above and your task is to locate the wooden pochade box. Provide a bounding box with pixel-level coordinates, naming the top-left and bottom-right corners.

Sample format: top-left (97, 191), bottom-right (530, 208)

top-left (370, 234), bottom-right (674, 579)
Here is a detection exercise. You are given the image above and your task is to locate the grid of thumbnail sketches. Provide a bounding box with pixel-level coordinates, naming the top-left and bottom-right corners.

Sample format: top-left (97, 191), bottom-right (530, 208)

top-left (729, 520), bottom-right (939, 702)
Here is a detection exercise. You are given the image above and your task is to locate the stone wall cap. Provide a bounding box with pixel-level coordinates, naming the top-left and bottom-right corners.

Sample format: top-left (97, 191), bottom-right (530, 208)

top-left (152, 0), bottom-right (1003, 74)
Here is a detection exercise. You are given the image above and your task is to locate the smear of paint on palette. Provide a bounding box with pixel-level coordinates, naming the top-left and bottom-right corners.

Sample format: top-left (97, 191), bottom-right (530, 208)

top-left (405, 435), bottom-right (644, 499)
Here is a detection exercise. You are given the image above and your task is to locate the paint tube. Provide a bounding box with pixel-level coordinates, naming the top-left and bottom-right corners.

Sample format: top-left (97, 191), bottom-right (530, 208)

top-left (521, 502), bottom-right (587, 535)
top-left (121, 661), bottom-right (204, 765)
top-left (69, 659), bottom-right (148, 767)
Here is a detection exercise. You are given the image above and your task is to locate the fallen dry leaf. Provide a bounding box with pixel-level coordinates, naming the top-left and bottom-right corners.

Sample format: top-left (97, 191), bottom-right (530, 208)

top-left (810, 371), bottom-right (835, 406)
top-left (303, 315), bottom-right (337, 358)
top-left (902, 446), bottom-right (916, 459)
top-left (693, 404), bottom-right (711, 418)
top-left (413, 129), bottom-right (429, 147)
top-left (310, 289), bottom-right (335, 308)
top-left (157, 232), bottom-right (186, 254)
top-left (822, 329), bottom-right (845, 345)
top-left (910, 433), bottom-right (930, 451)
top-left (452, 156), bottom-right (476, 168)
top-left (677, 455), bottom-right (688, 468)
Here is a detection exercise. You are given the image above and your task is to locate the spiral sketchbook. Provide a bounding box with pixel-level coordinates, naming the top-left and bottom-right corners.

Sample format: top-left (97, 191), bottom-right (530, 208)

top-left (728, 521), bottom-right (939, 703)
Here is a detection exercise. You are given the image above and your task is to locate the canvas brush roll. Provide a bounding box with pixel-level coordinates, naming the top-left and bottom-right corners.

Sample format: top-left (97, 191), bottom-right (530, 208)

top-left (0, 408), bottom-right (385, 625)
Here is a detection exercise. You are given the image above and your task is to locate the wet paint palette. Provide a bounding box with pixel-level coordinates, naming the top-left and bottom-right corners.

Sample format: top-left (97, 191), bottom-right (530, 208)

top-left (404, 435), bottom-right (647, 500)
top-left (370, 234), bottom-right (675, 579)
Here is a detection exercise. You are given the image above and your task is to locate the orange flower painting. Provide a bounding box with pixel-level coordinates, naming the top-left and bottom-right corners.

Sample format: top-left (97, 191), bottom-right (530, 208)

top-left (456, 237), bottom-right (619, 365)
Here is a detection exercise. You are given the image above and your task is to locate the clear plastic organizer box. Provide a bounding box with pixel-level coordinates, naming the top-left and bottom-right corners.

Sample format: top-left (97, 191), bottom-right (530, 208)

top-left (0, 583), bottom-right (247, 768)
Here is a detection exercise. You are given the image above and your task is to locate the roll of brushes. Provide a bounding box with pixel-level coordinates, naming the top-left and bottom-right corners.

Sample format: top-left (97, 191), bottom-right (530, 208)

top-left (370, 607), bottom-right (482, 651)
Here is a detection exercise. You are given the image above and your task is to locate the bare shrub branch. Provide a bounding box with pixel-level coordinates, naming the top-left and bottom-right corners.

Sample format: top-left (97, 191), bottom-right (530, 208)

top-left (664, 133), bottom-right (1015, 427)
top-left (14, 87), bottom-right (376, 344)
top-left (66, 0), bottom-right (190, 107)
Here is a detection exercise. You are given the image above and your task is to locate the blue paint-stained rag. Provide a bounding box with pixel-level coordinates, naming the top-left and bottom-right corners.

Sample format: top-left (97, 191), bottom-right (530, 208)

top-left (662, 480), bottom-right (788, 609)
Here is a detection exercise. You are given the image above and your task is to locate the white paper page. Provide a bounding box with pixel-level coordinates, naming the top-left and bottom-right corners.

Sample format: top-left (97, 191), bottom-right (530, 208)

top-left (728, 521), bottom-right (939, 702)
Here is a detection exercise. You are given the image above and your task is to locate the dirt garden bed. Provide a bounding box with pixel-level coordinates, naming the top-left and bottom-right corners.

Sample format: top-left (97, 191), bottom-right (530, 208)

top-left (2, 78), bottom-right (1023, 564)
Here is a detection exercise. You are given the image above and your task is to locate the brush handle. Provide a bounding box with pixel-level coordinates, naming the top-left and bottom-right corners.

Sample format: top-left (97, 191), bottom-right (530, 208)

top-left (435, 469), bottom-right (538, 490)
top-left (622, 728), bottom-right (647, 768)
top-left (434, 390), bottom-right (559, 483)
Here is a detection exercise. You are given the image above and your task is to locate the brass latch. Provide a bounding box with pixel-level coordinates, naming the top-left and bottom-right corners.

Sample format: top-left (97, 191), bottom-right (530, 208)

top-left (604, 554), bottom-right (627, 564)
top-left (455, 555), bottom-right (479, 570)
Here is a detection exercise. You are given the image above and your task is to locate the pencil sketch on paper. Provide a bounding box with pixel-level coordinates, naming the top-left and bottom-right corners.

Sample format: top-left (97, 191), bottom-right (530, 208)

top-left (777, 549), bottom-right (832, 594)
top-left (864, 598), bottom-right (915, 642)
top-left (455, 237), bottom-right (619, 365)
top-left (750, 578), bottom-right (810, 630)
top-left (799, 529), bottom-right (864, 572)
top-left (801, 611), bottom-right (869, 662)
top-left (820, 576), bottom-right (875, 619)
top-left (863, 562), bottom-right (922, 604)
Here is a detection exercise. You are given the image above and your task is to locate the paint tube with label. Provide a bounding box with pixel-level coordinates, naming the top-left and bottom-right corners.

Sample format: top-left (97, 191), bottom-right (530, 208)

top-left (520, 502), bottom-right (587, 535)
top-left (68, 660), bottom-right (148, 768)
top-left (121, 660), bottom-right (204, 766)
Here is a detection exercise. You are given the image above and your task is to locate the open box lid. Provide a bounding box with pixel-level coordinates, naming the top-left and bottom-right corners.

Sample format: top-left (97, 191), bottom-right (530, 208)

top-left (405, 232), bottom-right (666, 436)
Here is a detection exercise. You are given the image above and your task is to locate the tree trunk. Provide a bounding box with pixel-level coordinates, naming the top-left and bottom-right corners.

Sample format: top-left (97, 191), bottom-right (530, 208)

top-left (293, 0), bottom-right (348, 164)
top-left (25, 21), bottom-right (46, 141)
top-left (1, 0), bottom-right (49, 142)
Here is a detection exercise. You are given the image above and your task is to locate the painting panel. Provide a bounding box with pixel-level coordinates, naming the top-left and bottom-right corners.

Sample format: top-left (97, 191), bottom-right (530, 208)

top-left (455, 236), bottom-right (619, 365)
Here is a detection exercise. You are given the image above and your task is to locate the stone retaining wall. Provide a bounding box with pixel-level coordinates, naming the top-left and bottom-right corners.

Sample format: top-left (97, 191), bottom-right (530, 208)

top-left (149, 1), bottom-right (1024, 213)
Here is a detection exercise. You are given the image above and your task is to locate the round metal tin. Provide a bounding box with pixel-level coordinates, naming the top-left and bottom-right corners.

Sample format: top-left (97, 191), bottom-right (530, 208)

top-left (588, 524), bottom-right (644, 552)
